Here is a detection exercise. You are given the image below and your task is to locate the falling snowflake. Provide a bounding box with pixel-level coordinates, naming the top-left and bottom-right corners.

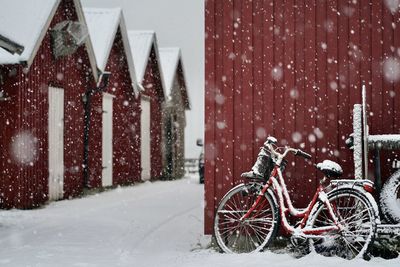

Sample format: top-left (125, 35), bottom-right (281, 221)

top-left (11, 131), bottom-right (38, 166)
top-left (271, 66), bottom-right (283, 81)
top-left (292, 132), bottom-right (302, 143)
top-left (383, 57), bottom-right (400, 83)
top-left (256, 127), bottom-right (267, 139)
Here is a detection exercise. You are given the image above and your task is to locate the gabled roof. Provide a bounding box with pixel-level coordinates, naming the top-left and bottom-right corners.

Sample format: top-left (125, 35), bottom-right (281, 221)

top-left (127, 31), bottom-right (155, 84)
top-left (0, 0), bottom-right (59, 65)
top-left (127, 30), bottom-right (165, 98)
top-left (83, 7), bottom-right (138, 94)
top-left (0, 0), bottom-right (99, 81)
top-left (159, 47), bottom-right (190, 109)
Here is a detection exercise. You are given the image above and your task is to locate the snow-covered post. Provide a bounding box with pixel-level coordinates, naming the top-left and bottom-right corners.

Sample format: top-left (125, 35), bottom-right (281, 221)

top-left (353, 104), bottom-right (363, 180)
top-left (362, 85), bottom-right (369, 181)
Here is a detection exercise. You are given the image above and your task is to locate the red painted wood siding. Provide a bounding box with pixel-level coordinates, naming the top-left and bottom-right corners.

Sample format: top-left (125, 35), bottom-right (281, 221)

top-left (0, 0), bottom-right (96, 208)
top-left (142, 47), bottom-right (164, 180)
top-left (205, 0), bottom-right (400, 234)
top-left (87, 29), bottom-right (141, 188)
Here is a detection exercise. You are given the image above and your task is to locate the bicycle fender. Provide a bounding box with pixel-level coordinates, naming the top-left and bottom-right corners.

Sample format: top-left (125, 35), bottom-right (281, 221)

top-left (327, 185), bottom-right (381, 225)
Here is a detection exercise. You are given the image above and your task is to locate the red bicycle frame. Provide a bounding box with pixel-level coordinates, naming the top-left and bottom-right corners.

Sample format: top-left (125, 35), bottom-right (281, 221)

top-left (241, 166), bottom-right (342, 237)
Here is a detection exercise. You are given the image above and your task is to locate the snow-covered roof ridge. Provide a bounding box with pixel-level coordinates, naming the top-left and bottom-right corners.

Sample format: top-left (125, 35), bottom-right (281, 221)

top-left (0, 0), bottom-right (100, 81)
top-left (83, 7), bottom-right (138, 93)
top-left (159, 47), bottom-right (180, 99)
top-left (0, 0), bottom-right (60, 65)
top-left (127, 31), bottom-right (155, 83)
top-left (83, 7), bottom-right (121, 71)
top-left (159, 47), bottom-right (190, 109)
top-left (127, 30), bottom-right (165, 98)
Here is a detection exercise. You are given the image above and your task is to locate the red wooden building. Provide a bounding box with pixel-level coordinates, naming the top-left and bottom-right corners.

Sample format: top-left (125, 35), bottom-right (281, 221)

top-left (0, 0), bottom-right (98, 208)
top-left (205, 0), bottom-right (400, 234)
top-left (83, 8), bottom-right (141, 188)
top-left (128, 31), bottom-right (165, 181)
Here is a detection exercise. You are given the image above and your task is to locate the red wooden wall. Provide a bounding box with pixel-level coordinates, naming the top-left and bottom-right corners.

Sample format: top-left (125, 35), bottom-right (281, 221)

top-left (0, 0), bottom-right (96, 208)
top-left (88, 29), bottom-right (141, 188)
top-left (142, 47), bottom-right (165, 180)
top-left (205, 0), bottom-right (400, 234)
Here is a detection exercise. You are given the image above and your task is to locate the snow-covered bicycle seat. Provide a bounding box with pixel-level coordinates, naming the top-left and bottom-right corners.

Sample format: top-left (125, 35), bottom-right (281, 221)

top-left (316, 160), bottom-right (343, 178)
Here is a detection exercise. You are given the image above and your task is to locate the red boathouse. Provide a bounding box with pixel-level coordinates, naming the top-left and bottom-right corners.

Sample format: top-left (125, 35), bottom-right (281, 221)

top-left (0, 0), bottom-right (98, 208)
top-left (205, 0), bottom-right (400, 234)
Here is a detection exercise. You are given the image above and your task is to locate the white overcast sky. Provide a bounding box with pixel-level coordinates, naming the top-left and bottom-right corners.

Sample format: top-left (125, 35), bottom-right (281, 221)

top-left (83, 0), bottom-right (204, 159)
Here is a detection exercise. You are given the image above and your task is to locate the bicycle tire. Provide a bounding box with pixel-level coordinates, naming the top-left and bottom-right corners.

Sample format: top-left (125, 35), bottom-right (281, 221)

top-left (308, 188), bottom-right (377, 260)
top-left (213, 183), bottom-right (279, 253)
top-left (379, 170), bottom-right (400, 223)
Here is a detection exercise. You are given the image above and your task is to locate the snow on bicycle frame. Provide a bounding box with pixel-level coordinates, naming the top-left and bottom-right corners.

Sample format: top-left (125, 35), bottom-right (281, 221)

top-left (214, 137), bottom-right (378, 259)
top-left (241, 143), bottom-right (368, 237)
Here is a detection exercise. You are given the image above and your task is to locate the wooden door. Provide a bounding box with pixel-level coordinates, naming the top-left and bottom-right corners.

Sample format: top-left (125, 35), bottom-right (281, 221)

top-left (102, 93), bottom-right (114, 187)
top-left (48, 86), bottom-right (64, 200)
top-left (141, 98), bottom-right (151, 181)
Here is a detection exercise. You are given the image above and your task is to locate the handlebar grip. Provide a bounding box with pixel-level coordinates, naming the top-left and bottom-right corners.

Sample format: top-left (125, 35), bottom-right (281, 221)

top-left (296, 149), bottom-right (312, 160)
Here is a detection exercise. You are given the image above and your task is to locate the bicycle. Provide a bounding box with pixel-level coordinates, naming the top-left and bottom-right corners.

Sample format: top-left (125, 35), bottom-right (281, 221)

top-left (214, 136), bottom-right (380, 259)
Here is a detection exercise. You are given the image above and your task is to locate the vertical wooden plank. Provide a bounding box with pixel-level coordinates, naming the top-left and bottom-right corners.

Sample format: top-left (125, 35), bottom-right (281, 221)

top-left (304, 0), bottom-right (317, 190)
top-left (242, 0), bottom-right (254, 169)
top-left (253, 0), bottom-right (264, 148)
top-left (370, 0), bottom-right (383, 134)
top-left (283, 0), bottom-right (295, 195)
top-left (381, 3), bottom-right (395, 181)
top-left (360, 0), bottom-right (371, 107)
top-left (233, 0), bottom-right (244, 185)
top-left (221, 0), bottom-right (234, 191)
top-left (294, 0), bottom-right (307, 205)
top-left (204, 0), bottom-right (216, 234)
top-left (213, 0), bottom-right (224, 206)
top-left (273, 0), bottom-right (284, 142)
top-left (315, 0), bottom-right (327, 179)
top-left (345, 0), bottom-right (362, 178)
top-left (262, 0), bottom-right (274, 136)
top-left (326, 0), bottom-right (339, 160)
top-left (337, 0), bottom-right (350, 175)
top-left (382, 3), bottom-right (394, 133)
top-left (348, 0), bottom-right (361, 105)
top-left (284, 0), bottom-right (295, 149)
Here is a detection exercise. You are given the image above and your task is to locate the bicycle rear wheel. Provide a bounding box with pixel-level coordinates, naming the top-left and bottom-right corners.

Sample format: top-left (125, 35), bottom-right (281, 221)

top-left (214, 183), bottom-right (279, 253)
top-left (308, 188), bottom-right (377, 260)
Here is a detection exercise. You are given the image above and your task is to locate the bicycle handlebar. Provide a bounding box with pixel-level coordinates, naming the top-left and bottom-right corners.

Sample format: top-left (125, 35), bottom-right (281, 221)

top-left (265, 143), bottom-right (312, 163)
top-left (295, 149), bottom-right (312, 159)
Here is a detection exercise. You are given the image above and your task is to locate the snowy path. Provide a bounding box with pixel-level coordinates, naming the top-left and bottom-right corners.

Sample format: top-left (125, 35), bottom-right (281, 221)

top-left (0, 175), bottom-right (398, 267)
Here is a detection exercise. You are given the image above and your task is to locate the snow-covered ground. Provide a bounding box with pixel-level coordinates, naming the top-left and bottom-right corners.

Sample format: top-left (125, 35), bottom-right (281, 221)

top-left (0, 174), bottom-right (399, 267)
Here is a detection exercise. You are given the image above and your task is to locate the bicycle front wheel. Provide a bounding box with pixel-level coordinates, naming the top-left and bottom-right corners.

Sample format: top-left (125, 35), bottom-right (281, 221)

top-left (214, 183), bottom-right (279, 253)
top-left (308, 188), bottom-right (377, 260)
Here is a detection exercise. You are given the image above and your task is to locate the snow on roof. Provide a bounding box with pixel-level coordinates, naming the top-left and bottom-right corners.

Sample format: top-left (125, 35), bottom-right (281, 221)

top-left (159, 47), bottom-right (181, 100)
top-left (83, 8), bottom-right (121, 71)
top-left (83, 7), bottom-right (138, 94)
top-left (127, 31), bottom-right (155, 83)
top-left (0, 0), bottom-right (59, 65)
top-left (159, 47), bottom-right (190, 109)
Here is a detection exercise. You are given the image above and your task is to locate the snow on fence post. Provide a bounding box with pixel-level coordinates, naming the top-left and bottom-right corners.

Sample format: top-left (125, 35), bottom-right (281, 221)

top-left (353, 104), bottom-right (363, 180)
